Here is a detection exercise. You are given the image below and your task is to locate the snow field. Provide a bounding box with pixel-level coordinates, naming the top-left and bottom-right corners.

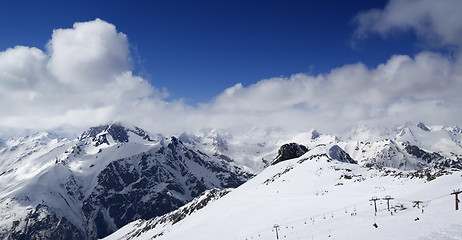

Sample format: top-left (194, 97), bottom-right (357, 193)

top-left (125, 146), bottom-right (462, 240)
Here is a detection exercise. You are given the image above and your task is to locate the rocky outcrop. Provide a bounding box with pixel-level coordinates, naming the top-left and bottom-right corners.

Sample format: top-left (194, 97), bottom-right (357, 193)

top-left (417, 122), bottom-right (430, 132)
top-left (404, 144), bottom-right (462, 169)
top-left (272, 143), bottom-right (308, 165)
top-left (404, 145), bottom-right (444, 163)
top-left (328, 145), bottom-right (356, 164)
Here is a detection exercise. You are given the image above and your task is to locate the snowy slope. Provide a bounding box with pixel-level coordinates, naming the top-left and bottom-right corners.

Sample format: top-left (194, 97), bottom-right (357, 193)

top-left (106, 144), bottom-right (462, 240)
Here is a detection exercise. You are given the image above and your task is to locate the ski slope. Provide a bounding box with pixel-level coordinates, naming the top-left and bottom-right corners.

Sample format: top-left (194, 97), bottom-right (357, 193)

top-left (107, 144), bottom-right (462, 240)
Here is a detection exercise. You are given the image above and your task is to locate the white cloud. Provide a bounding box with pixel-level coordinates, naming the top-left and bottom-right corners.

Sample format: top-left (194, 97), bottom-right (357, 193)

top-left (0, 19), bottom-right (164, 134)
top-left (47, 18), bottom-right (131, 88)
top-left (353, 0), bottom-right (462, 48)
top-left (1, 5), bottom-right (462, 139)
top-left (201, 51), bottom-right (462, 134)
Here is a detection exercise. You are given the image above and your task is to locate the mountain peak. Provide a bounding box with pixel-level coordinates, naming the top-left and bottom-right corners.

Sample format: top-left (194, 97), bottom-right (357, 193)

top-left (78, 123), bottom-right (152, 146)
top-left (327, 145), bottom-right (356, 164)
top-left (272, 143), bottom-right (308, 165)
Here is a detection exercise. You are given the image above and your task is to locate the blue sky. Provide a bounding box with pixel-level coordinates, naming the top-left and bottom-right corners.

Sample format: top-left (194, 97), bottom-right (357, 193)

top-left (0, 0), bottom-right (419, 104)
top-left (0, 0), bottom-right (461, 136)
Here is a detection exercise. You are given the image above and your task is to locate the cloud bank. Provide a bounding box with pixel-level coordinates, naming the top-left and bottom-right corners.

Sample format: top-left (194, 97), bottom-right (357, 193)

top-left (1, 0), bottom-right (462, 137)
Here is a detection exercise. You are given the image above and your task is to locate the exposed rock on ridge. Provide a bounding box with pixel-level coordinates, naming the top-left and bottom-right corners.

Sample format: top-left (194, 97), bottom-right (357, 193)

top-left (272, 143), bottom-right (308, 165)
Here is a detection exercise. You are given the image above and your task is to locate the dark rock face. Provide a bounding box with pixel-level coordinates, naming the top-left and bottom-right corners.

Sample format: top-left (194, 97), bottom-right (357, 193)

top-left (311, 130), bottom-right (320, 140)
top-left (417, 122), bottom-right (430, 132)
top-left (328, 145), bottom-right (357, 164)
top-left (106, 124), bottom-right (130, 143)
top-left (272, 143), bottom-right (308, 165)
top-left (5, 205), bottom-right (85, 240)
top-left (404, 144), bottom-right (462, 169)
top-left (82, 136), bottom-right (251, 239)
top-left (404, 145), bottom-right (442, 163)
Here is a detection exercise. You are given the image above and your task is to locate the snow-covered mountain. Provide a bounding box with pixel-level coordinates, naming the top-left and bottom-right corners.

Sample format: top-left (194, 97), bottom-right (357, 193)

top-left (105, 143), bottom-right (462, 240)
top-left (1, 122), bottom-right (462, 239)
top-left (337, 123), bottom-right (462, 170)
top-left (183, 122), bottom-right (462, 171)
top-left (0, 124), bottom-right (251, 239)
top-left (179, 122), bottom-right (462, 172)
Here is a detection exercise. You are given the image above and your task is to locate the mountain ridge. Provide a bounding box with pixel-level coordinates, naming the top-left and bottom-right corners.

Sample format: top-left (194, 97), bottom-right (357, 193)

top-left (0, 123), bottom-right (251, 239)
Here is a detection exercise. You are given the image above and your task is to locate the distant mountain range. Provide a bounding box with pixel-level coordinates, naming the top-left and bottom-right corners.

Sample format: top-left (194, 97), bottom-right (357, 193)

top-left (1, 122), bottom-right (461, 239)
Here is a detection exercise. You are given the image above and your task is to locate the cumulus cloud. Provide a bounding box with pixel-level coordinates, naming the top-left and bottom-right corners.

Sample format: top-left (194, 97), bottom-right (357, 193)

top-left (353, 0), bottom-right (462, 48)
top-left (47, 18), bottom-right (131, 88)
top-left (0, 19), bottom-right (163, 134)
